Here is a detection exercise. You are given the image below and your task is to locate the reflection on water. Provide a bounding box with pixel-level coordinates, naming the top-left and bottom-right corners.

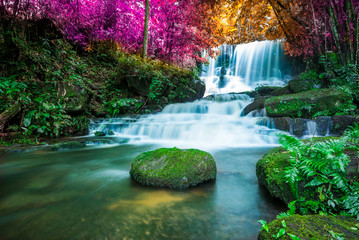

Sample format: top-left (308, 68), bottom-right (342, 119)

top-left (0, 144), bottom-right (284, 240)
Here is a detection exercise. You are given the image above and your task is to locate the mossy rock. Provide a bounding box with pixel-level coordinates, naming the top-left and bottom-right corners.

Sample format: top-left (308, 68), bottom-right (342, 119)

top-left (288, 76), bottom-right (323, 93)
top-left (255, 86), bottom-right (282, 96)
top-left (331, 115), bottom-right (359, 135)
top-left (130, 148), bottom-right (217, 189)
top-left (271, 86), bottom-right (292, 96)
top-left (256, 137), bottom-right (358, 205)
top-left (265, 88), bottom-right (354, 118)
top-left (94, 131), bottom-right (106, 136)
top-left (256, 147), bottom-right (295, 203)
top-left (258, 214), bottom-right (359, 240)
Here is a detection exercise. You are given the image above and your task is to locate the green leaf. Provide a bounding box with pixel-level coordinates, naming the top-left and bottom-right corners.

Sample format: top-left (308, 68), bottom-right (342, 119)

top-left (276, 228), bottom-right (286, 238)
top-left (42, 112), bottom-right (50, 118)
top-left (288, 233), bottom-right (302, 240)
top-left (257, 220), bottom-right (269, 232)
top-left (43, 102), bottom-right (51, 110)
top-left (23, 118), bottom-right (31, 127)
top-left (305, 176), bottom-right (329, 187)
top-left (281, 220), bottom-right (286, 228)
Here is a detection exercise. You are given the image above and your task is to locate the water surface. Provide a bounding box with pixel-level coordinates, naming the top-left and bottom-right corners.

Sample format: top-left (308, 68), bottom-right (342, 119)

top-left (0, 144), bottom-right (284, 240)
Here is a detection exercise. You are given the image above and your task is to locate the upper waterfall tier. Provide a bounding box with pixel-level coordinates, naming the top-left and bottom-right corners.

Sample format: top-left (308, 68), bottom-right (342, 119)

top-left (201, 41), bottom-right (293, 96)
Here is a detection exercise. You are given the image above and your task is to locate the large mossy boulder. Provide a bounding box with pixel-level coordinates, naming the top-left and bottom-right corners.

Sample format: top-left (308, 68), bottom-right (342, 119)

top-left (265, 88), bottom-right (354, 118)
top-left (258, 215), bottom-right (359, 240)
top-left (256, 147), bottom-right (295, 204)
top-left (256, 138), bottom-right (359, 205)
top-left (130, 148), bottom-right (216, 189)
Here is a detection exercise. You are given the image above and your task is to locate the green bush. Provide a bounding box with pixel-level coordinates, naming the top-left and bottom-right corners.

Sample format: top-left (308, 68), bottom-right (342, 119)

top-left (279, 125), bottom-right (359, 219)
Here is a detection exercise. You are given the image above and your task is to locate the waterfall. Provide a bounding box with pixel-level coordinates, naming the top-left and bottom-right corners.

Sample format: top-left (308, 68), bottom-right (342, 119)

top-left (89, 41), bottom-right (296, 149)
top-left (201, 41), bottom-right (291, 97)
top-left (89, 94), bottom-right (280, 149)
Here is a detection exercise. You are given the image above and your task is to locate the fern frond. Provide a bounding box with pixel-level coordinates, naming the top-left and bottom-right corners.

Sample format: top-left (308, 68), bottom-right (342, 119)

top-left (343, 123), bottom-right (359, 144)
top-left (277, 212), bottom-right (291, 219)
top-left (279, 134), bottom-right (304, 152)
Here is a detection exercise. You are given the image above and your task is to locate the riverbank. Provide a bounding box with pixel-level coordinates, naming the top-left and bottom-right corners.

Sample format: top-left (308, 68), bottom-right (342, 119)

top-left (0, 18), bottom-right (204, 145)
top-left (256, 134), bottom-right (359, 239)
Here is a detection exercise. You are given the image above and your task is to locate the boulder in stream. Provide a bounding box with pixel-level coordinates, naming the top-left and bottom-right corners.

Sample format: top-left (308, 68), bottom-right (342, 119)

top-left (265, 88), bottom-right (353, 118)
top-left (130, 147), bottom-right (217, 189)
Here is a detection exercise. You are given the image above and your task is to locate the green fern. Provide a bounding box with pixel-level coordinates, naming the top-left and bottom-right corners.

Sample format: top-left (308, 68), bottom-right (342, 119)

top-left (278, 131), bottom-right (359, 219)
top-left (343, 123), bottom-right (359, 144)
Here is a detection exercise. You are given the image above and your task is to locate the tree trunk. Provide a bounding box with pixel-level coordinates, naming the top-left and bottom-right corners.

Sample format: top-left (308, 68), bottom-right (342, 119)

top-left (141, 0), bottom-right (150, 59)
top-left (0, 102), bottom-right (22, 133)
top-left (329, 2), bottom-right (344, 64)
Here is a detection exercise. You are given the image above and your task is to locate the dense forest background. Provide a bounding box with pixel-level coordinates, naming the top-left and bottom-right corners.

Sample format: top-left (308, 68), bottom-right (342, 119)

top-left (1, 0), bottom-right (359, 142)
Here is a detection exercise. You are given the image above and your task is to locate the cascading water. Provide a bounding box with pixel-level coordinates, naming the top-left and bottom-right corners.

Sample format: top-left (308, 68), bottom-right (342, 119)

top-left (89, 41), bottom-right (293, 149)
top-left (90, 94), bottom-right (279, 149)
top-left (201, 41), bottom-right (292, 96)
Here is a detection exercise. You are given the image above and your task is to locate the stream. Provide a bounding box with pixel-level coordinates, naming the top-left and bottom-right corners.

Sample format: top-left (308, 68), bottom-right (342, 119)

top-left (0, 41), bottom-right (291, 240)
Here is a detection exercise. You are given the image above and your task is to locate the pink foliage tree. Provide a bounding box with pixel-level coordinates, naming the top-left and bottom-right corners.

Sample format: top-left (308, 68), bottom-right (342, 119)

top-left (1, 0), bottom-right (214, 66)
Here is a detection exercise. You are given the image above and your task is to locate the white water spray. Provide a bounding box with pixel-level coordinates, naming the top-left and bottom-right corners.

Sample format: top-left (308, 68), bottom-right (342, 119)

top-left (89, 41), bottom-right (295, 149)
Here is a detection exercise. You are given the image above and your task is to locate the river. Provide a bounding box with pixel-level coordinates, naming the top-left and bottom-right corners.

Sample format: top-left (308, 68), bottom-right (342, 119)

top-left (0, 41), bottom-right (290, 240)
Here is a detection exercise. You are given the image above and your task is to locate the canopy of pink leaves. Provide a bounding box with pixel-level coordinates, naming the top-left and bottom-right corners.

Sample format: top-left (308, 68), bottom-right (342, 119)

top-left (1, 0), bottom-right (215, 66)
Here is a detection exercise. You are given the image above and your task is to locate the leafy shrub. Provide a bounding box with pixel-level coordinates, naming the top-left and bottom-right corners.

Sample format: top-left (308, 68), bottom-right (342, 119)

top-left (0, 76), bottom-right (29, 112)
top-left (22, 100), bottom-right (72, 137)
top-left (279, 126), bottom-right (359, 219)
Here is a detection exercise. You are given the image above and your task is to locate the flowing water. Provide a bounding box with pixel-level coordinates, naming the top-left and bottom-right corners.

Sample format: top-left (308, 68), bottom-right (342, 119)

top-left (201, 41), bottom-right (292, 96)
top-left (0, 41), bottom-right (291, 240)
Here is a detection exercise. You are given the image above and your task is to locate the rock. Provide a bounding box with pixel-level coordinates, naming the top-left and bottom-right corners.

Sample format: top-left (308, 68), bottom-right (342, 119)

top-left (331, 115), bottom-right (359, 135)
top-left (291, 118), bottom-right (307, 137)
top-left (255, 86), bottom-right (282, 96)
top-left (265, 88), bottom-right (354, 118)
top-left (94, 131), bottom-right (106, 136)
top-left (130, 147), bottom-right (217, 189)
top-left (315, 116), bottom-right (332, 136)
top-left (271, 85), bottom-right (292, 96)
top-left (242, 97), bottom-right (266, 116)
top-left (270, 117), bottom-right (292, 132)
top-left (256, 147), bottom-right (295, 204)
top-left (256, 139), bottom-right (358, 205)
top-left (173, 76), bottom-right (206, 102)
top-left (108, 130), bottom-right (115, 135)
top-left (258, 215), bottom-right (359, 240)
top-left (288, 76), bottom-right (322, 93)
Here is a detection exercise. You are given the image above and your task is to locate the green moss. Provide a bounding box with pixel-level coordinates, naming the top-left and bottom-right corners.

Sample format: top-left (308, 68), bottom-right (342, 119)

top-left (94, 131), bottom-right (106, 137)
top-left (256, 137), bottom-right (347, 204)
top-left (258, 214), bottom-right (359, 240)
top-left (130, 148), bottom-right (217, 189)
top-left (265, 88), bottom-right (355, 118)
top-left (256, 147), bottom-right (295, 203)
